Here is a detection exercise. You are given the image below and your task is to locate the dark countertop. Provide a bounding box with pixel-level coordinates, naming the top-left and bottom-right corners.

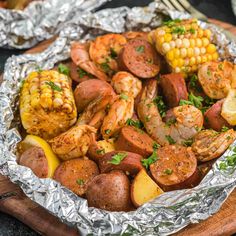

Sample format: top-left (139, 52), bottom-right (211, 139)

top-left (0, 0), bottom-right (235, 236)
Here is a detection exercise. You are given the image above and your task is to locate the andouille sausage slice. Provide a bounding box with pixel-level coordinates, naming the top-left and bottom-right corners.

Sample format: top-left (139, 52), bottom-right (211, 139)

top-left (115, 126), bottom-right (155, 158)
top-left (53, 158), bottom-right (99, 196)
top-left (19, 146), bottom-right (48, 178)
top-left (118, 38), bottom-right (160, 79)
top-left (99, 151), bottom-right (143, 175)
top-left (150, 145), bottom-right (198, 191)
top-left (160, 73), bottom-right (188, 108)
top-left (204, 99), bottom-right (232, 132)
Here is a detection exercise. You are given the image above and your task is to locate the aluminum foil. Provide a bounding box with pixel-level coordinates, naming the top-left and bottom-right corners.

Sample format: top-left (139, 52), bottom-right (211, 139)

top-left (1, 1), bottom-right (236, 235)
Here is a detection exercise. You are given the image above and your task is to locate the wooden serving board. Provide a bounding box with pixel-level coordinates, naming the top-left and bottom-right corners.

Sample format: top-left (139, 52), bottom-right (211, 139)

top-left (1, 19), bottom-right (236, 236)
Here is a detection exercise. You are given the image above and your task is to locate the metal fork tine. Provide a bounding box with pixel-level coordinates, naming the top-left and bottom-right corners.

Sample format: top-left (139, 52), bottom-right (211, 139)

top-left (161, 0), bottom-right (176, 11)
top-left (170, 0), bottom-right (185, 12)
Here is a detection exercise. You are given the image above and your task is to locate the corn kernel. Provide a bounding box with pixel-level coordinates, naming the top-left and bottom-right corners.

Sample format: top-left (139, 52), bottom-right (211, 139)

top-left (63, 103), bottom-right (73, 113)
top-left (212, 52), bottom-right (219, 60)
top-left (201, 55), bottom-right (207, 63)
top-left (195, 38), bottom-right (202, 47)
top-left (166, 50), bottom-right (174, 61)
top-left (31, 97), bottom-right (40, 108)
top-left (187, 48), bottom-right (194, 57)
top-left (184, 59), bottom-right (190, 66)
top-left (204, 29), bottom-right (211, 39)
top-left (175, 39), bottom-right (182, 48)
top-left (157, 36), bottom-right (165, 45)
top-left (180, 48), bottom-right (187, 58)
top-left (206, 44), bottom-right (216, 53)
top-left (40, 97), bottom-right (52, 109)
top-left (157, 29), bottom-right (165, 36)
top-left (200, 47), bottom-right (206, 54)
top-left (178, 58), bottom-right (184, 67)
top-left (169, 41), bottom-right (176, 49)
top-left (53, 98), bottom-right (63, 108)
top-left (190, 38), bottom-right (195, 47)
top-left (194, 47), bottom-right (200, 56)
top-left (164, 33), bottom-right (172, 42)
top-left (192, 65), bottom-right (198, 71)
top-left (175, 67), bottom-right (181, 73)
top-left (196, 56), bottom-right (201, 64)
top-left (173, 48), bottom-right (180, 58)
top-left (202, 37), bottom-right (209, 47)
top-left (197, 29), bottom-right (204, 38)
top-left (207, 54), bottom-right (213, 61)
top-left (172, 59), bottom-right (178, 68)
top-left (189, 57), bottom-right (196, 66)
top-left (162, 42), bottom-right (171, 53)
top-left (183, 38), bottom-right (190, 48)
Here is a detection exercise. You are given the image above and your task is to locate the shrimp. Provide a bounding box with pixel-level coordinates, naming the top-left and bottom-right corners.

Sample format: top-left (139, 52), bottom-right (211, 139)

top-left (89, 34), bottom-right (127, 72)
top-left (198, 61), bottom-right (236, 99)
top-left (101, 96), bottom-right (134, 139)
top-left (111, 71), bottom-right (142, 98)
top-left (192, 129), bottom-right (236, 162)
top-left (122, 31), bottom-right (148, 41)
top-left (137, 79), bottom-right (203, 146)
top-left (77, 94), bottom-right (115, 129)
top-left (70, 42), bottom-right (108, 81)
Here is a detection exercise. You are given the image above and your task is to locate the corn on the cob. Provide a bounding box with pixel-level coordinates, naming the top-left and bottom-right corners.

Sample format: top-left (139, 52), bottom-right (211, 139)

top-left (20, 70), bottom-right (77, 140)
top-left (148, 19), bottom-right (219, 74)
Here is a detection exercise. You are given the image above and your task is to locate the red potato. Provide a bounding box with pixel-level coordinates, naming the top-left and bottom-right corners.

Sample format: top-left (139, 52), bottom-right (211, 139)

top-left (204, 99), bottom-right (232, 131)
top-left (160, 73), bottom-right (188, 108)
top-left (73, 79), bottom-right (116, 113)
top-left (99, 151), bottom-right (144, 175)
top-left (53, 158), bottom-right (99, 196)
top-left (86, 170), bottom-right (133, 211)
top-left (115, 126), bottom-right (155, 158)
top-left (19, 146), bottom-right (48, 178)
top-left (118, 38), bottom-right (161, 79)
top-left (150, 145), bottom-right (199, 191)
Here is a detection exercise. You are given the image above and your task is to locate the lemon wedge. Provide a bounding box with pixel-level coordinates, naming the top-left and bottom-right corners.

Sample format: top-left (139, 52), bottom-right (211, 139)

top-left (221, 89), bottom-right (236, 126)
top-left (20, 135), bottom-right (60, 177)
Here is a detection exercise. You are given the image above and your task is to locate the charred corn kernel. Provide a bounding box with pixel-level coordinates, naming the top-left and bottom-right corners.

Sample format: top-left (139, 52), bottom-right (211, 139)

top-left (212, 52), bottom-right (219, 60)
top-left (190, 38), bottom-right (195, 47)
top-left (202, 37), bottom-right (209, 47)
top-left (20, 70), bottom-right (77, 140)
top-left (164, 33), bottom-right (172, 42)
top-left (187, 48), bottom-right (194, 57)
top-left (180, 48), bottom-right (187, 58)
top-left (206, 44), bottom-right (216, 53)
top-left (204, 29), bottom-right (211, 38)
top-left (166, 50), bottom-right (174, 60)
top-left (173, 48), bottom-right (180, 58)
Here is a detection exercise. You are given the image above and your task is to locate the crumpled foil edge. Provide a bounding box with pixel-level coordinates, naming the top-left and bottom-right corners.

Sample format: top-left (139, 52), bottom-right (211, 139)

top-left (0, 1), bottom-right (236, 235)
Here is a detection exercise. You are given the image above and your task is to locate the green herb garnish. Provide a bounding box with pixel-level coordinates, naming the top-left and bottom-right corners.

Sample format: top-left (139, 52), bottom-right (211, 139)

top-left (141, 150), bottom-right (159, 169)
top-left (45, 81), bottom-right (62, 92)
top-left (58, 63), bottom-right (70, 76)
top-left (105, 129), bottom-right (111, 135)
top-left (153, 142), bottom-right (160, 150)
top-left (108, 152), bottom-right (127, 165)
top-left (218, 63), bottom-right (223, 70)
top-left (77, 68), bottom-right (92, 78)
top-left (163, 168), bottom-right (173, 175)
top-left (163, 19), bottom-right (181, 27)
top-left (182, 138), bottom-right (193, 147)
top-left (171, 26), bottom-right (186, 35)
top-left (221, 126), bottom-right (230, 132)
top-left (76, 179), bottom-right (84, 185)
top-left (188, 28), bottom-right (196, 34)
top-left (126, 118), bottom-right (143, 129)
top-left (96, 149), bottom-right (105, 155)
top-left (135, 45), bottom-right (145, 53)
top-left (110, 47), bottom-right (118, 59)
top-left (145, 115), bottom-right (151, 122)
top-left (207, 70), bottom-right (211, 76)
top-left (120, 93), bottom-right (129, 100)
top-left (165, 135), bottom-right (176, 144)
top-left (179, 93), bottom-right (203, 109)
top-left (166, 118), bottom-right (176, 127)
top-left (153, 96), bottom-right (167, 118)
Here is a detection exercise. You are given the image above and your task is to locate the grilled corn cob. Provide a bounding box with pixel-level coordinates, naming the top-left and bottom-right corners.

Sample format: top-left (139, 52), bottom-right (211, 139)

top-left (148, 19), bottom-right (219, 74)
top-left (20, 70), bottom-right (77, 140)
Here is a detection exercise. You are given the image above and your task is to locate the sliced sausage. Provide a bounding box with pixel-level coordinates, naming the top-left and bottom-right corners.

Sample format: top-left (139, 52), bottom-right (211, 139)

top-left (118, 38), bottom-right (160, 79)
top-left (74, 79), bottom-right (116, 113)
top-left (204, 99), bottom-right (232, 131)
top-left (150, 145), bottom-right (198, 191)
top-left (160, 73), bottom-right (188, 108)
top-left (115, 126), bottom-right (155, 157)
top-left (53, 158), bottom-right (99, 196)
top-left (19, 146), bottom-right (48, 178)
top-left (99, 151), bottom-right (143, 175)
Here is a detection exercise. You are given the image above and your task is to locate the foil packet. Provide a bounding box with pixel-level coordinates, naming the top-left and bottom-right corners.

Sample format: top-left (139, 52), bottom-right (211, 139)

top-left (1, 0), bottom-right (236, 235)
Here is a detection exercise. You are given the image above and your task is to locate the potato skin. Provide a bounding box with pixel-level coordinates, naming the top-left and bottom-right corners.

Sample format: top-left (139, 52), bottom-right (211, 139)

top-left (115, 126), bottom-right (155, 158)
top-left (86, 170), bottom-right (132, 211)
top-left (99, 151), bottom-right (144, 175)
top-left (53, 158), bottom-right (99, 196)
top-left (19, 146), bottom-right (48, 178)
top-left (73, 79), bottom-right (115, 113)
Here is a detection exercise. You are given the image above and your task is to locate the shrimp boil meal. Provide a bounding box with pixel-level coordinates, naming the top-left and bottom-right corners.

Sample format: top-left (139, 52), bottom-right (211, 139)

top-left (18, 18), bottom-right (236, 211)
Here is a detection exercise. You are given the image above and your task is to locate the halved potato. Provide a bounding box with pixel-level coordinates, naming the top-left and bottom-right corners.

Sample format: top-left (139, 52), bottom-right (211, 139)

top-left (131, 169), bottom-right (163, 207)
top-left (19, 135), bottom-right (60, 177)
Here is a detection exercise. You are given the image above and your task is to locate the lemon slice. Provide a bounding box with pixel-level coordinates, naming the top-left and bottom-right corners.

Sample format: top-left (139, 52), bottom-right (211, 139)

top-left (221, 89), bottom-right (236, 126)
top-left (21, 135), bottom-right (60, 177)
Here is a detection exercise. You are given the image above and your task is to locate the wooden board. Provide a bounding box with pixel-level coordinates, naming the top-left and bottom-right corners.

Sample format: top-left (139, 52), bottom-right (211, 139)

top-left (1, 20), bottom-right (236, 236)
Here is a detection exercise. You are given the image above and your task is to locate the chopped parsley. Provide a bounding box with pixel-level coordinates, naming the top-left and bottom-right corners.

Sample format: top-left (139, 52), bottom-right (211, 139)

top-left (165, 135), bottom-right (176, 144)
top-left (153, 142), bottom-right (160, 150)
top-left (105, 129), bottom-right (111, 135)
top-left (153, 96), bottom-right (167, 118)
top-left (221, 126), bottom-right (230, 132)
top-left (141, 150), bottom-right (159, 169)
top-left (171, 26), bottom-right (186, 35)
top-left (58, 63), bottom-right (70, 76)
top-left (166, 118), bottom-right (176, 127)
top-left (110, 48), bottom-right (118, 59)
top-left (163, 168), bottom-right (173, 175)
top-left (100, 62), bottom-right (111, 73)
top-left (76, 179), bottom-right (84, 185)
top-left (218, 153), bottom-right (236, 171)
top-left (207, 70), bottom-right (211, 76)
top-left (145, 115), bottom-right (151, 122)
top-left (218, 63), bottom-right (223, 70)
top-left (77, 68), bottom-right (92, 78)
top-left (163, 18), bottom-right (181, 27)
top-left (120, 93), bottom-right (129, 100)
top-left (179, 93), bottom-right (203, 109)
top-left (96, 148), bottom-right (105, 155)
top-left (188, 28), bottom-right (196, 34)
top-left (126, 118), bottom-right (143, 129)
top-left (45, 81), bottom-right (62, 92)
top-left (108, 152), bottom-right (127, 165)
top-left (182, 138), bottom-right (193, 147)
top-left (135, 45), bottom-right (145, 53)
